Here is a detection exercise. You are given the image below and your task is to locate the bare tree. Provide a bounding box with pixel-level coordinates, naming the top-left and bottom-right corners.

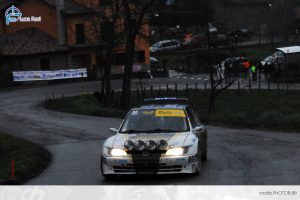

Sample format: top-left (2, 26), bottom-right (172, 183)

top-left (86, 1), bottom-right (123, 105)
top-left (120, 0), bottom-right (158, 109)
top-left (202, 0), bottom-right (240, 114)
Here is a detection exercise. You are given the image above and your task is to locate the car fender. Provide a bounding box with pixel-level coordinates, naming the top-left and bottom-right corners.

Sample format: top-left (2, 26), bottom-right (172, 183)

top-left (103, 135), bottom-right (117, 149)
top-left (183, 134), bottom-right (199, 154)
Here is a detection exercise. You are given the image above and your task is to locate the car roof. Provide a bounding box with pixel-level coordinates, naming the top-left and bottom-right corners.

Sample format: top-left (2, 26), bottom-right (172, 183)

top-left (135, 104), bottom-right (187, 110)
top-left (156, 39), bottom-right (179, 44)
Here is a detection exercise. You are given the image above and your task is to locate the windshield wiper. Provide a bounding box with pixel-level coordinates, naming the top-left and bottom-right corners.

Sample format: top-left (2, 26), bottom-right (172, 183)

top-left (121, 130), bottom-right (143, 133)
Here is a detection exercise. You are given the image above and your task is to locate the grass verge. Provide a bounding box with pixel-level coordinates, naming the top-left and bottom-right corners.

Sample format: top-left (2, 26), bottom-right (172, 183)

top-left (44, 90), bottom-right (300, 133)
top-left (0, 133), bottom-right (51, 184)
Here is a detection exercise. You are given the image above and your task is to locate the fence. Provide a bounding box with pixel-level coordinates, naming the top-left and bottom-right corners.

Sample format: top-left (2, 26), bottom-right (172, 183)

top-left (106, 78), bottom-right (297, 107)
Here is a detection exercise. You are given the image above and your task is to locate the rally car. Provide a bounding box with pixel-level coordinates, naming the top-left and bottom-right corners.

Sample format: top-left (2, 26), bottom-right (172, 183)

top-left (100, 98), bottom-right (207, 178)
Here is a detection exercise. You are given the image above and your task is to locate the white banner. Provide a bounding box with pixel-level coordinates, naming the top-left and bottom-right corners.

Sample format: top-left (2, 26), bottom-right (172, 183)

top-left (0, 186), bottom-right (299, 200)
top-left (12, 68), bottom-right (88, 82)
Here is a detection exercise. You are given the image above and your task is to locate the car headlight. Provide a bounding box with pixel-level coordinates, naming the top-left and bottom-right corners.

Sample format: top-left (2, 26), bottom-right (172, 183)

top-left (111, 149), bottom-right (127, 157)
top-left (166, 147), bottom-right (184, 156)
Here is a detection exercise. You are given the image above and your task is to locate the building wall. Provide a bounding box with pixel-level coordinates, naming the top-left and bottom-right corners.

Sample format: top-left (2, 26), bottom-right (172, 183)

top-left (3, 53), bottom-right (68, 71)
top-left (0, 0), bottom-right (150, 74)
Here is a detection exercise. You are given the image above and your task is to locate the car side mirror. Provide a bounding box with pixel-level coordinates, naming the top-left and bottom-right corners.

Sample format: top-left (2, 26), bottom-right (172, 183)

top-left (193, 126), bottom-right (204, 132)
top-left (109, 128), bottom-right (118, 133)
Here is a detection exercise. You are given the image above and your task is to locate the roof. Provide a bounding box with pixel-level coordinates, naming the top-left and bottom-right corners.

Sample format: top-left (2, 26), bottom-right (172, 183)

top-left (139, 105), bottom-right (187, 110)
top-left (0, 28), bottom-right (67, 56)
top-left (42, 0), bottom-right (92, 15)
top-left (276, 46), bottom-right (300, 54)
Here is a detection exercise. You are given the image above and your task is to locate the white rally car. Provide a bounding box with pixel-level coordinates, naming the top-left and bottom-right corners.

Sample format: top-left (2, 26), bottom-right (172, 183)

top-left (101, 98), bottom-right (207, 178)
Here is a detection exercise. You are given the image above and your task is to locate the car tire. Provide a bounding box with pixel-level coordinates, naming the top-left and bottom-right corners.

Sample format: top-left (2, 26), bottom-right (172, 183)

top-left (201, 135), bottom-right (208, 162)
top-left (201, 150), bottom-right (207, 162)
top-left (194, 153), bottom-right (202, 174)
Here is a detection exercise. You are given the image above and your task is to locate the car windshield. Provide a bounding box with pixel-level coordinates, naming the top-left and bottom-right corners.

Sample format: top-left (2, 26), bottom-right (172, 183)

top-left (120, 109), bottom-right (190, 133)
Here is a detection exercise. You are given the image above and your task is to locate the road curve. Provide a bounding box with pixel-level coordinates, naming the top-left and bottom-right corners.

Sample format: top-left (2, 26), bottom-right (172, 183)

top-left (0, 80), bottom-right (300, 185)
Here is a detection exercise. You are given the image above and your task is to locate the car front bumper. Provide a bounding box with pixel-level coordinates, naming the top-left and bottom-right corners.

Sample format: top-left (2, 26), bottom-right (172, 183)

top-left (101, 155), bottom-right (198, 175)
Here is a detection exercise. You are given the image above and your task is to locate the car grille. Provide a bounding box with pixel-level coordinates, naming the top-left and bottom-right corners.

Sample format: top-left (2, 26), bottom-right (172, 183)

top-left (113, 150), bottom-right (182, 173)
top-left (113, 164), bottom-right (182, 173)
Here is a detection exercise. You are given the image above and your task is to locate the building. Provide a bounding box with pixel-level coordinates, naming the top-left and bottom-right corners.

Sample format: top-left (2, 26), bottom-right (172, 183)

top-left (0, 0), bottom-right (150, 85)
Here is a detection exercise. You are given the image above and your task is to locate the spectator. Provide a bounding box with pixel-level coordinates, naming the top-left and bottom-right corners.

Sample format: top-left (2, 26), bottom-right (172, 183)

top-left (251, 64), bottom-right (257, 81)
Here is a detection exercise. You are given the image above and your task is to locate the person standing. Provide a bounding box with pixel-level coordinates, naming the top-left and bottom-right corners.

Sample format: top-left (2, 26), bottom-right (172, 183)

top-left (251, 64), bottom-right (257, 81)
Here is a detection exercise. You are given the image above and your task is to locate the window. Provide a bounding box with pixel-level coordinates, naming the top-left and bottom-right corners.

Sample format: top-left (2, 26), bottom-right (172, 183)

top-left (186, 107), bottom-right (200, 127)
top-left (120, 109), bottom-right (190, 133)
top-left (40, 58), bottom-right (50, 70)
top-left (75, 24), bottom-right (85, 44)
top-left (101, 22), bottom-right (113, 41)
top-left (161, 42), bottom-right (178, 47)
top-left (101, 0), bottom-right (112, 7)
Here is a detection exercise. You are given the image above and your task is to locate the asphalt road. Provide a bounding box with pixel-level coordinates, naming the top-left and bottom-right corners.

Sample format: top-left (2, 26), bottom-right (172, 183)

top-left (0, 79), bottom-right (300, 185)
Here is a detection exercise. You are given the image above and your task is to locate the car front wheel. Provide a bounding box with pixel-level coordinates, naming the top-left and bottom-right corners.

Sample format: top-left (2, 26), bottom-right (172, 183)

top-left (201, 150), bottom-right (207, 161)
top-left (194, 153), bottom-right (202, 174)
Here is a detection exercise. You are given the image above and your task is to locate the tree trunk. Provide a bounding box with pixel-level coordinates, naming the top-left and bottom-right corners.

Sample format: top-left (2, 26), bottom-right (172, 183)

top-left (104, 49), bottom-right (113, 106)
top-left (120, 35), bottom-right (135, 110)
top-left (100, 65), bottom-right (105, 104)
top-left (204, 1), bottom-right (215, 114)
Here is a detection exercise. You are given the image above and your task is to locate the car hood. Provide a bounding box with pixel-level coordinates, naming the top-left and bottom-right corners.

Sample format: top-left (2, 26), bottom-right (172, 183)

top-left (110, 132), bottom-right (190, 149)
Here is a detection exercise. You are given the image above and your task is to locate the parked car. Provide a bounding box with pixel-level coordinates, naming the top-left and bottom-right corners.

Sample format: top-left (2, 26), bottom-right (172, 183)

top-left (150, 39), bottom-right (181, 53)
top-left (212, 34), bottom-right (233, 46)
top-left (182, 34), bottom-right (207, 48)
top-left (226, 28), bottom-right (252, 39)
top-left (261, 52), bottom-right (285, 66)
top-left (150, 57), bottom-right (169, 77)
top-left (101, 98), bottom-right (208, 178)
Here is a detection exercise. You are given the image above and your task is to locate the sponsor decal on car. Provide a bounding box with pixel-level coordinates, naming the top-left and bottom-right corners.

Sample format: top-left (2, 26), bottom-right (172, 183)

top-left (155, 109), bottom-right (186, 118)
top-left (176, 158), bottom-right (187, 162)
top-left (115, 159), bottom-right (128, 164)
top-left (142, 111), bottom-right (155, 115)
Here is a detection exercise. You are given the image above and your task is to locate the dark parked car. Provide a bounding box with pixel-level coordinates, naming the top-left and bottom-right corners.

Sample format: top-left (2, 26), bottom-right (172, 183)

top-left (212, 34), bottom-right (234, 46)
top-left (226, 28), bottom-right (252, 39)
